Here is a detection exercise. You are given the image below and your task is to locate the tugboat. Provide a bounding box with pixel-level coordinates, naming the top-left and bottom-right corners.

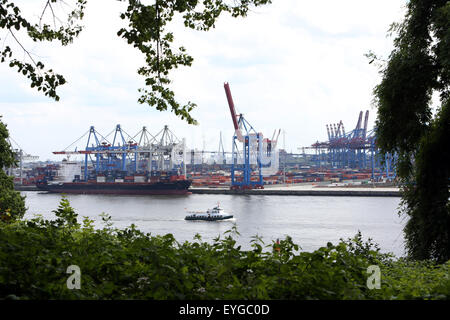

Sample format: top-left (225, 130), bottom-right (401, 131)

top-left (185, 204), bottom-right (233, 221)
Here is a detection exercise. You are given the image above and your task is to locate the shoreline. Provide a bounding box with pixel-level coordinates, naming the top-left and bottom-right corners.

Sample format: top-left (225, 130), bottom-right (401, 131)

top-left (15, 184), bottom-right (401, 197)
top-left (189, 187), bottom-right (400, 197)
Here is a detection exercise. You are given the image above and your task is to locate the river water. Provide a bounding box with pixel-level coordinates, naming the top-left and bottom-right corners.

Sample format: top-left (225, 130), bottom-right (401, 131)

top-left (21, 191), bottom-right (406, 257)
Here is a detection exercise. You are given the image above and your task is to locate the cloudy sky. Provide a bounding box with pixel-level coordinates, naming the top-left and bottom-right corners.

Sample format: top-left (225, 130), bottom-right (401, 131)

top-left (0, 0), bottom-right (407, 160)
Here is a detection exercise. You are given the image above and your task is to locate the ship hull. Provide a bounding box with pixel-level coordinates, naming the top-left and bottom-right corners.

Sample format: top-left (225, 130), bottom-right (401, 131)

top-left (185, 215), bottom-right (233, 221)
top-left (36, 180), bottom-right (192, 195)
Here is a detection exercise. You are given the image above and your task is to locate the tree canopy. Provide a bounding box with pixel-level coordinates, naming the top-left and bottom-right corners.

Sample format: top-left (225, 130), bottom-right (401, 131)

top-left (0, 117), bottom-right (26, 220)
top-left (0, 0), bottom-right (271, 124)
top-left (373, 0), bottom-right (449, 262)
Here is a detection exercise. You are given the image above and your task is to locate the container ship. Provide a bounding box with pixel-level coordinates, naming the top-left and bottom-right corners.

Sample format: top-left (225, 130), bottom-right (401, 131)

top-left (36, 178), bottom-right (192, 195)
top-left (36, 159), bottom-right (192, 195)
top-left (33, 124), bottom-right (195, 195)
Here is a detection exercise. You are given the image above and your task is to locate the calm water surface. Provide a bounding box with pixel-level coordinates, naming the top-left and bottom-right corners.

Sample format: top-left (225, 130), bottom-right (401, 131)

top-left (21, 192), bottom-right (405, 257)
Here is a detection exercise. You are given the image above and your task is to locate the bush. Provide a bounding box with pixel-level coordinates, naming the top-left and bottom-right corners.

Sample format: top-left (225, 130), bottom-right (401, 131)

top-left (0, 117), bottom-right (26, 221)
top-left (0, 170), bottom-right (26, 221)
top-left (0, 197), bottom-right (448, 300)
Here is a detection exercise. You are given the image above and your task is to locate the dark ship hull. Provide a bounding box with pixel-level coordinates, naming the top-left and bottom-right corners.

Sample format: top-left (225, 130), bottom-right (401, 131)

top-left (185, 215), bottom-right (233, 221)
top-left (36, 180), bottom-right (192, 195)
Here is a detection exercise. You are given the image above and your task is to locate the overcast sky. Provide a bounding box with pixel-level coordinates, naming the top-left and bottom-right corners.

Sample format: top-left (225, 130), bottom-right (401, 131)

top-left (0, 0), bottom-right (407, 161)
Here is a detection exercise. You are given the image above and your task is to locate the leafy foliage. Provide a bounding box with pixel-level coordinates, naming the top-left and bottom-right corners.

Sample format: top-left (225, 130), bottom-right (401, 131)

top-left (0, 0), bottom-right (86, 101)
top-left (0, 198), bottom-right (448, 300)
top-left (0, 170), bottom-right (26, 221)
top-left (0, 116), bottom-right (16, 169)
top-left (373, 0), bottom-right (450, 262)
top-left (0, 0), bottom-right (271, 123)
top-left (116, 0), bottom-right (272, 124)
top-left (0, 117), bottom-right (26, 220)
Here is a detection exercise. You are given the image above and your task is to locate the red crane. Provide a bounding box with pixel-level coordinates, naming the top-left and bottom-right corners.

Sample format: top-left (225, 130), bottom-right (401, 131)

top-left (224, 82), bottom-right (244, 142)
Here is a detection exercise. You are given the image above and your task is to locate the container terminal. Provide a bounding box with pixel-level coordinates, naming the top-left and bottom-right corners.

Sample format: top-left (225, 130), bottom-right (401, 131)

top-left (8, 83), bottom-right (398, 195)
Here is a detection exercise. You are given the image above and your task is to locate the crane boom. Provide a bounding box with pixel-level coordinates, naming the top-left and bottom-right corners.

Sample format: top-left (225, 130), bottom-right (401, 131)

top-left (224, 82), bottom-right (244, 142)
top-left (337, 121), bottom-right (343, 137)
top-left (356, 111), bottom-right (363, 130)
top-left (340, 120), bottom-right (345, 136)
top-left (363, 110), bottom-right (369, 139)
top-left (271, 129), bottom-right (281, 149)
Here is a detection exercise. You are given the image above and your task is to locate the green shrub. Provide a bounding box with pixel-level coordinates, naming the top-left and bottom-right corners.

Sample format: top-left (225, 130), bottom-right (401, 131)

top-left (0, 197), bottom-right (448, 300)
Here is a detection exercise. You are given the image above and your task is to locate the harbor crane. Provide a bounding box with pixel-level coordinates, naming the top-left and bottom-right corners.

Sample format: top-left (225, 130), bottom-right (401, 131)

top-left (224, 82), bottom-right (280, 189)
top-left (311, 110), bottom-right (397, 180)
top-left (6, 136), bottom-right (39, 183)
top-left (52, 125), bottom-right (187, 181)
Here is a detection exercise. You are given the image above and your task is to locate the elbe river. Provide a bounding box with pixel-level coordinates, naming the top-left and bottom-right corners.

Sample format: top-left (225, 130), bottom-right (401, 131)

top-left (22, 191), bottom-right (405, 257)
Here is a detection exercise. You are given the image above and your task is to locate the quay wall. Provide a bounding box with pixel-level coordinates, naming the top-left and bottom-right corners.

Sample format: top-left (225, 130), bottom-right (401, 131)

top-left (15, 185), bottom-right (401, 197)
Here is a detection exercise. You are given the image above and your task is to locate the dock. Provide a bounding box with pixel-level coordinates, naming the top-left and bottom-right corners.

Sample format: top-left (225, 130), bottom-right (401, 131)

top-left (190, 185), bottom-right (401, 197)
top-left (15, 184), bottom-right (401, 197)
top-left (14, 185), bottom-right (39, 191)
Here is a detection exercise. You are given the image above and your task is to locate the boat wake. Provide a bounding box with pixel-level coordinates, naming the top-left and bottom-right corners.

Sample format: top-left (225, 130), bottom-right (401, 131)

top-left (112, 218), bottom-right (185, 222)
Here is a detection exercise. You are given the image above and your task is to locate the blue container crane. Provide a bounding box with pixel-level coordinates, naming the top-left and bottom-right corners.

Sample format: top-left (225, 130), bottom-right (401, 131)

top-left (224, 82), bottom-right (264, 189)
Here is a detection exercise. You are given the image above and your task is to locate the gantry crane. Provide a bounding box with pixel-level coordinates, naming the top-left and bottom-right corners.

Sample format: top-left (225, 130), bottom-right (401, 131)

top-left (224, 82), bottom-right (280, 189)
top-left (6, 137), bottom-right (39, 183)
top-left (311, 110), bottom-right (397, 179)
top-left (52, 125), bottom-right (187, 181)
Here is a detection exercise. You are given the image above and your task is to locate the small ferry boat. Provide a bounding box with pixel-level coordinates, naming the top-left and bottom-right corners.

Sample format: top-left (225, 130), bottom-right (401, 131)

top-left (185, 204), bottom-right (233, 221)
